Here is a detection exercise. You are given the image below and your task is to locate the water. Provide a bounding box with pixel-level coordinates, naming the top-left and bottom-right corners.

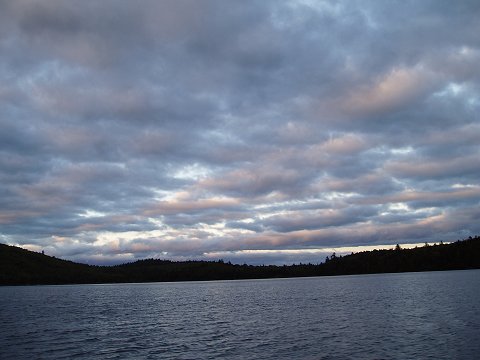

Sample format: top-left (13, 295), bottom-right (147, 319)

top-left (1, 270), bottom-right (479, 359)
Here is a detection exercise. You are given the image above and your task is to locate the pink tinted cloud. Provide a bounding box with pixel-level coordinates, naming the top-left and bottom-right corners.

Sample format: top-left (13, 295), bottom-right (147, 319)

top-left (143, 197), bottom-right (241, 216)
top-left (386, 155), bottom-right (480, 179)
top-left (355, 186), bottom-right (480, 206)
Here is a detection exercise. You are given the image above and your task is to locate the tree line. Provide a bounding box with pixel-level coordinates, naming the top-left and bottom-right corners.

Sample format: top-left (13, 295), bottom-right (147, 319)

top-left (1, 236), bottom-right (479, 285)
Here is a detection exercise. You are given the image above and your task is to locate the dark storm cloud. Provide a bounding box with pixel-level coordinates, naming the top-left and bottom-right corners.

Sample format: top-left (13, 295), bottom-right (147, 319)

top-left (0, 0), bottom-right (479, 264)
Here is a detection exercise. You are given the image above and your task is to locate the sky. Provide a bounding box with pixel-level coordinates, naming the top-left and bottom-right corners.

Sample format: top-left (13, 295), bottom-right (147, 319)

top-left (1, 0), bottom-right (479, 265)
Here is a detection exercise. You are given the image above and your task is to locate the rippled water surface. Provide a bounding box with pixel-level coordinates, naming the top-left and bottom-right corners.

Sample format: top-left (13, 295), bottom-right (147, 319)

top-left (1, 270), bottom-right (480, 359)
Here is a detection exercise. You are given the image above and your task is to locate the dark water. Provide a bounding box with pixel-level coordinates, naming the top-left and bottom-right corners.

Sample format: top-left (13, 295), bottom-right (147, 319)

top-left (1, 270), bottom-right (479, 359)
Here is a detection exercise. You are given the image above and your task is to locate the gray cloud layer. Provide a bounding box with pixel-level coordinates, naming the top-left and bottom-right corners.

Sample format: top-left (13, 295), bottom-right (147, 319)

top-left (1, 0), bottom-right (479, 264)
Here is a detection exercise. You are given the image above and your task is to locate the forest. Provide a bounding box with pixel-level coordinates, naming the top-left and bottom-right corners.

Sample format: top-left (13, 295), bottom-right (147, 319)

top-left (1, 236), bottom-right (479, 285)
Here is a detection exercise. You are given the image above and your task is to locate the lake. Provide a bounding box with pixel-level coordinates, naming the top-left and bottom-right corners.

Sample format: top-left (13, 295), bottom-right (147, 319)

top-left (1, 270), bottom-right (479, 359)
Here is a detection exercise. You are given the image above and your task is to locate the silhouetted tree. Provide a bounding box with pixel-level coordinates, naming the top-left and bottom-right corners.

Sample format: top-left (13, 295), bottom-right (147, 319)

top-left (1, 236), bottom-right (480, 285)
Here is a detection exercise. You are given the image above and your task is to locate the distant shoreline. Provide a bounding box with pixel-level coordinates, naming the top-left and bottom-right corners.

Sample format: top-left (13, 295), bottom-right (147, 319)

top-left (1, 236), bottom-right (479, 286)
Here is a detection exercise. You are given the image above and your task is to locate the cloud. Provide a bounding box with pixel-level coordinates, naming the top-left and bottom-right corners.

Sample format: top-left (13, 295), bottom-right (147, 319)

top-left (386, 155), bottom-right (480, 180)
top-left (0, 0), bottom-right (479, 264)
top-left (340, 67), bottom-right (437, 116)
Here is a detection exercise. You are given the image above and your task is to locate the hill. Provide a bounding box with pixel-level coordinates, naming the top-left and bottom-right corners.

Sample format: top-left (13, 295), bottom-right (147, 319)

top-left (1, 236), bottom-right (479, 285)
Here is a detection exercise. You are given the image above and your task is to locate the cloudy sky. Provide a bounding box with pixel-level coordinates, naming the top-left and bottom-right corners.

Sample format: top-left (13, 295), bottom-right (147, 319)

top-left (1, 0), bottom-right (479, 265)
